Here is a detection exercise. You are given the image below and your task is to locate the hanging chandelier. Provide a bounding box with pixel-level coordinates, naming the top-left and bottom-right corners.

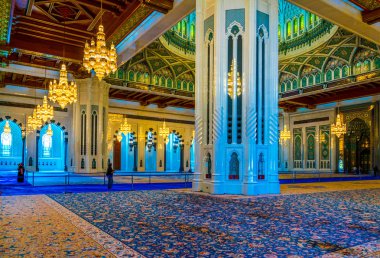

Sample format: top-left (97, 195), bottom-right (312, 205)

top-left (83, 0), bottom-right (117, 81)
top-left (46, 124), bottom-right (53, 136)
top-left (119, 117), bottom-right (131, 135)
top-left (49, 64), bottom-right (77, 109)
top-left (36, 96), bottom-right (54, 122)
top-left (227, 59), bottom-right (242, 98)
top-left (331, 113), bottom-right (346, 138)
top-left (159, 120), bottom-right (170, 141)
top-left (280, 124), bottom-right (291, 143)
top-left (3, 120), bottom-right (11, 134)
top-left (315, 131), bottom-right (326, 143)
top-left (27, 109), bottom-right (43, 131)
top-left (116, 132), bottom-right (122, 142)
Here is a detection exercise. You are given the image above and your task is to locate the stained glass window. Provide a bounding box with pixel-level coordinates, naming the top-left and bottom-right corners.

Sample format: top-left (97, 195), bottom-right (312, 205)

top-left (42, 134), bottom-right (52, 158)
top-left (1, 130), bottom-right (12, 157)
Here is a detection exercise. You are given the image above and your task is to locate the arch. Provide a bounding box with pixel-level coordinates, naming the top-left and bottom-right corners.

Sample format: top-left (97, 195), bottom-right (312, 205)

top-left (166, 132), bottom-right (181, 172)
top-left (228, 152), bottom-right (240, 180)
top-left (128, 70), bottom-right (135, 81)
top-left (38, 123), bottom-right (65, 171)
top-left (286, 20), bottom-right (291, 39)
top-left (342, 65), bottom-right (350, 77)
top-left (121, 132), bottom-right (135, 171)
top-left (299, 14), bottom-right (305, 32)
top-left (325, 69), bottom-right (333, 81)
top-left (145, 129), bottom-right (157, 171)
top-left (301, 76), bottom-right (308, 87)
top-left (293, 17), bottom-right (298, 37)
top-left (0, 119), bottom-right (22, 171)
top-left (333, 67), bottom-right (341, 80)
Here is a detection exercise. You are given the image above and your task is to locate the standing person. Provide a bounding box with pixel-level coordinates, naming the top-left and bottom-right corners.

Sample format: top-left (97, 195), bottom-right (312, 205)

top-left (106, 163), bottom-right (114, 190)
top-left (17, 163), bottom-right (25, 183)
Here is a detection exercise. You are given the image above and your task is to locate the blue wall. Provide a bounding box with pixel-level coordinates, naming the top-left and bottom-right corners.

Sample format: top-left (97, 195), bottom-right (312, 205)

top-left (121, 133), bottom-right (134, 171)
top-left (38, 124), bottom-right (64, 171)
top-left (166, 133), bottom-right (180, 172)
top-left (0, 120), bottom-right (22, 171)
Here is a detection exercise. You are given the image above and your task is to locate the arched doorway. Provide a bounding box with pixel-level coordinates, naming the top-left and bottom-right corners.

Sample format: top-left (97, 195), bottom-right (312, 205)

top-left (145, 130), bottom-right (156, 171)
top-left (344, 118), bottom-right (370, 174)
top-left (38, 123), bottom-right (65, 171)
top-left (0, 120), bottom-right (22, 171)
top-left (166, 133), bottom-right (181, 172)
top-left (121, 133), bottom-right (135, 171)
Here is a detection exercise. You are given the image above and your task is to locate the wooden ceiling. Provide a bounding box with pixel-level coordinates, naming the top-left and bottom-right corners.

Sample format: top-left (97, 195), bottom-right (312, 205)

top-left (9, 0), bottom-right (174, 61)
top-left (349, 0), bottom-right (380, 24)
top-left (279, 71), bottom-right (380, 112)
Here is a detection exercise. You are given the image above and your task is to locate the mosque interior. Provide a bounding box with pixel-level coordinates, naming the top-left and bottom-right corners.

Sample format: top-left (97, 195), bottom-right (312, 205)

top-left (0, 0), bottom-right (380, 256)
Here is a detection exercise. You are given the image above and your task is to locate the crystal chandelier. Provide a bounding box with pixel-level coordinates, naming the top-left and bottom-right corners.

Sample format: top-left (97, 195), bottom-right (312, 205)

top-left (49, 64), bottom-right (77, 109)
top-left (159, 120), bottom-right (170, 142)
top-left (280, 124), bottom-right (291, 143)
top-left (119, 117), bottom-right (131, 135)
top-left (3, 120), bottom-right (11, 134)
top-left (46, 124), bottom-right (53, 136)
top-left (27, 109), bottom-right (43, 131)
top-left (83, 0), bottom-right (117, 81)
top-left (331, 113), bottom-right (346, 138)
top-left (36, 96), bottom-right (54, 122)
top-left (116, 132), bottom-right (122, 142)
top-left (227, 59), bottom-right (242, 98)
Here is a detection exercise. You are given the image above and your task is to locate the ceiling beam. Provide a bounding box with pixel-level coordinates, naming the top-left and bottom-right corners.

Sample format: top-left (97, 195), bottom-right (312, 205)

top-left (362, 8), bottom-right (380, 25)
top-left (25, 0), bottom-right (35, 16)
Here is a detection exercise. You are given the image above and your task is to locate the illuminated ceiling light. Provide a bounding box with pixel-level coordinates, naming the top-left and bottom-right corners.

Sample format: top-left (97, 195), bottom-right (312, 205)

top-left (227, 59), bottom-right (242, 98)
top-left (159, 120), bottom-right (170, 141)
top-left (27, 109), bottom-right (43, 131)
top-left (3, 121), bottom-right (11, 134)
top-left (46, 124), bottom-right (53, 136)
top-left (280, 124), bottom-right (291, 143)
top-left (83, 0), bottom-right (117, 80)
top-left (331, 113), bottom-right (346, 138)
top-left (36, 96), bottom-right (54, 122)
top-left (119, 117), bottom-right (131, 135)
top-left (49, 64), bottom-right (78, 109)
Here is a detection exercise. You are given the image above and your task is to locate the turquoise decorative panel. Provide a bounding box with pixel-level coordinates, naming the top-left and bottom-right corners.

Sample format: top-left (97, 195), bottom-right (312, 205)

top-left (226, 9), bottom-right (245, 32)
top-left (257, 11), bottom-right (269, 33)
top-left (204, 15), bottom-right (214, 36)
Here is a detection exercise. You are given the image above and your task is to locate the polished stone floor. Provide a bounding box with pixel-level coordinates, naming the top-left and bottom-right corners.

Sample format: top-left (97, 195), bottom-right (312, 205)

top-left (1, 181), bottom-right (379, 257)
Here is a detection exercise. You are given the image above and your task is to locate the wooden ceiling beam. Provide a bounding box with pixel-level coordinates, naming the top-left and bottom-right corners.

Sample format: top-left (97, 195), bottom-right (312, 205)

top-left (26, 0), bottom-right (35, 16)
top-left (362, 8), bottom-right (380, 25)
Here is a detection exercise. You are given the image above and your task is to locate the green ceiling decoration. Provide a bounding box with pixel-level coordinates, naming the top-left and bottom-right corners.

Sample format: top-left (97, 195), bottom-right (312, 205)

top-left (0, 0), bottom-right (11, 45)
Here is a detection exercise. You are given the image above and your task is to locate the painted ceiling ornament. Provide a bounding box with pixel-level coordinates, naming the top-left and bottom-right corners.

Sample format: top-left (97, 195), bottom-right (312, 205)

top-left (159, 120), bottom-right (170, 142)
top-left (36, 96), bottom-right (54, 122)
top-left (49, 64), bottom-right (78, 109)
top-left (46, 124), bottom-right (53, 136)
top-left (83, 0), bottom-right (117, 81)
top-left (331, 103), bottom-right (347, 138)
top-left (3, 120), bottom-right (11, 134)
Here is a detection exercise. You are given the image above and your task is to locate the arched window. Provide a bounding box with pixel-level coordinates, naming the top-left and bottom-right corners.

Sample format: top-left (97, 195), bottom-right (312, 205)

top-left (154, 75), bottom-right (160, 85)
top-left (278, 25), bottom-right (281, 39)
top-left (308, 75), bottom-right (314, 85)
top-left (309, 14), bottom-right (315, 27)
top-left (1, 121), bottom-right (12, 157)
top-left (375, 57), bottom-right (380, 69)
top-left (333, 67), bottom-right (341, 79)
top-left (301, 76), bottom-right (308, 87)
top-left (300, 15), bottom-right (305, 32)
top-left (190, 24), bottom-right (195, 41)
top-left (342, 66), bottom-right (349, 77)
top-left (177, 80), bottom-right (182, 89)
top-left (176, 22), bottom-right (181, 33)
top-left (182, 20), bottom-right (187, 36)
top-left (315, 72), bottom-right (322, 84)
top-left (183, 81), bottom-right (188, 91)
top-left (363, 60), bottom-right (370, 73)
top-left (229, 152), bottom-right (239, 180)
top-left (160, 76), bottom-right (166, 87)
top-left (167, 78), bottom-right (173, 88)
top-left (286, 81), bottom-right (292, 91)
top-left (281, 82), bottom-right (286, 92)
top-left (292, 79), bottom-right (298, 89)
top-left (42, 133), bottom-right (52, 158)
top-left (293, 18), bottom-right (298, 37)
top-left (325, 70), bottom-right (333, 81)
top-left (286, 21), bottom-right (291, 39)
top-left (136, 72), bottom-right (142, 82)
top-left (128, 71), bottom-right (135, 81)
top-left (117, 69), bottom-right (124, 80)
top-left (144, 72), bottom-right (150, 84)
top-left (189, 82), bottom-right (194, 92)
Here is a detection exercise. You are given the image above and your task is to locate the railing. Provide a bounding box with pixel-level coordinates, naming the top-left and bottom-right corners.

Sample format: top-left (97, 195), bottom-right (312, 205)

top-left (294, 160), bottom-right (303, 169)
top-left (279, 170), bottom-right (373, 183)
top-left (25, 171), bottom-right (193, 189)
top-left (320, 160), bottom-right (330, 169)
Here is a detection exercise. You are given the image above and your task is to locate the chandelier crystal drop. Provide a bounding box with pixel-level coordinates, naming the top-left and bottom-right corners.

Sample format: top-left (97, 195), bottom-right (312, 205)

top-left (36, 96), bottom-right (54, 122)
top-left (27, 109), bottom-right (43, 131)
top-left (49, 64), bottom-right (78, 109)
top-left (46, 124), bottom-right (53, 136)
top-left (119, 118), bottom-right (131, 135)
top-left (3, 121), bottom-right (11, 134)
top-left (83, 24), bottom-right (117, 81)
top-left (331, 113), bottom-right (347, 138)
top-left (159, 121), bottom-right (170, 141)
top-left (280, 125), bottom-right (291, 143)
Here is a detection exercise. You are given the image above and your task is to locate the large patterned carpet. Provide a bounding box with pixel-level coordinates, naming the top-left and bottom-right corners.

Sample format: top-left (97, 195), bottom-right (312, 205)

top-left (45, 189), bottom-right (380, 257)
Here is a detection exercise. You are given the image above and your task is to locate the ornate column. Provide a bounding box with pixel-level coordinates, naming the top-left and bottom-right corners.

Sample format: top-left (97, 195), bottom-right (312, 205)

top-left (194, 0), bottom-right (280, 195)
top-left (35, 134), bottom-right (39, 172)
top-left (74, 78), bottom-right (109, 173)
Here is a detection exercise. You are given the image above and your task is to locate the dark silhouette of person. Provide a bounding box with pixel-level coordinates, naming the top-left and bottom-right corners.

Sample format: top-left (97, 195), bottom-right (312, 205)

top-left (106, 163), bottom-right (114, 190)
top-left (17, 163), bottom-right (25, 183)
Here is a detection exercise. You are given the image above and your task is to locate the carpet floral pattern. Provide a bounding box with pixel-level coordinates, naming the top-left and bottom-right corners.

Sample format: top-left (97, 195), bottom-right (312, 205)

top-left (49, 189), bottom-right (380, 257)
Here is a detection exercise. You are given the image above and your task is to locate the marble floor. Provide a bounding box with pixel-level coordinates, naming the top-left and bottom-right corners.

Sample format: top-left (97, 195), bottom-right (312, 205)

top-left (1, 181), bottom-right (379, 257)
